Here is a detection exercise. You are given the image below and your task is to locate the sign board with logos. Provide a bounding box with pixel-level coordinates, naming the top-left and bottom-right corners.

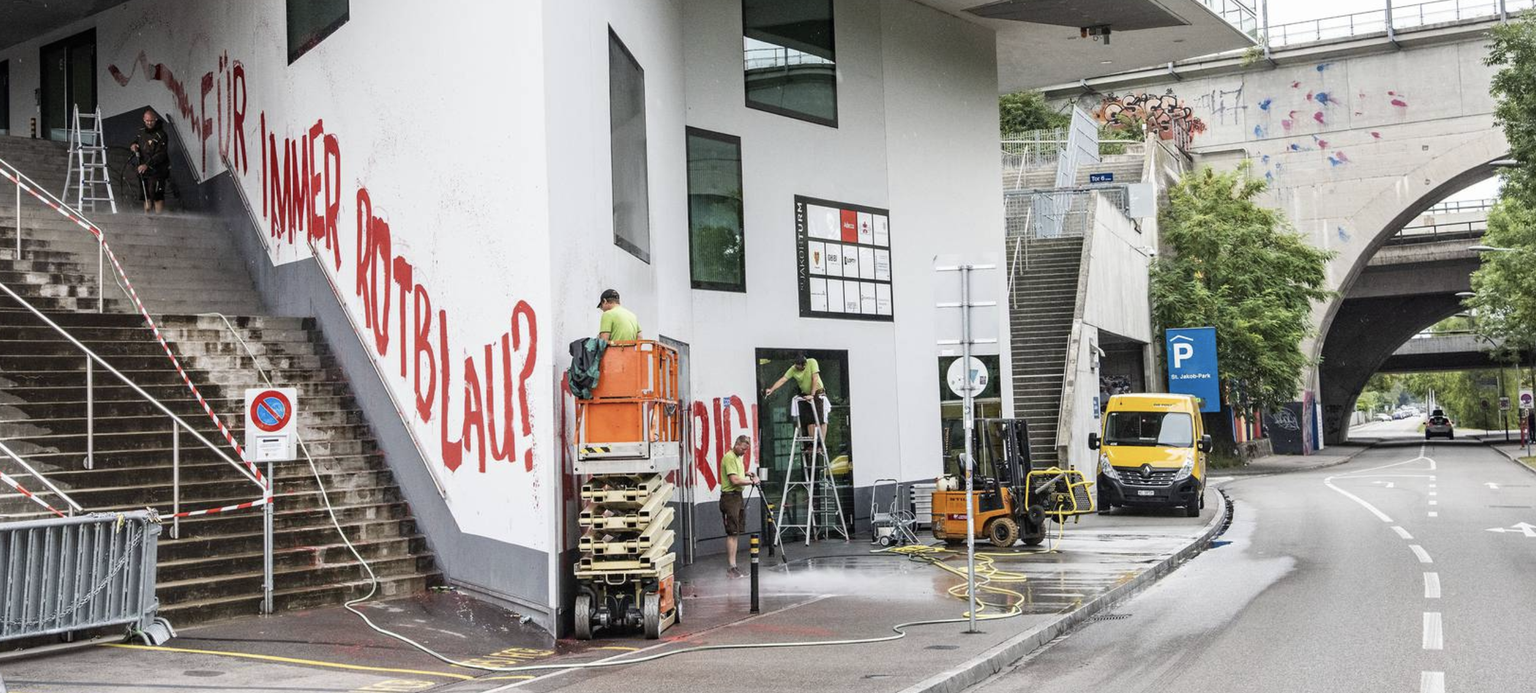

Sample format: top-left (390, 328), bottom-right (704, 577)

top-left (244, 387), bottom-right (298, 462)
top-left (796, 195), bottom-right (894, 321)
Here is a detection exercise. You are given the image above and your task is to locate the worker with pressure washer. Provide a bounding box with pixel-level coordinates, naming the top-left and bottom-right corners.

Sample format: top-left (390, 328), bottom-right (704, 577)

top-left (720, 435), bottom-right (759, 579)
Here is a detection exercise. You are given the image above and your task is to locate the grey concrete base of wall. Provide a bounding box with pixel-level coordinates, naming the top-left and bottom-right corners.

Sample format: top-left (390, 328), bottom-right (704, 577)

top-left (899, 490), bottom-right (1232, 693)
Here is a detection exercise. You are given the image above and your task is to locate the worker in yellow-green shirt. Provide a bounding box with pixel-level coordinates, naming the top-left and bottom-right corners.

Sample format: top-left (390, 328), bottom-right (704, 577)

top-left (596, 288), bottom-right (642, 342)
top-left (719, 435), bottom-right (758, 579)
top-left (764, 352), bottom-right (830, 445)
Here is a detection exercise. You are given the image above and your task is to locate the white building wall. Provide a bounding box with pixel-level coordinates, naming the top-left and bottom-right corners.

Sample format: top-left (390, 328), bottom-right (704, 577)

top-left (0, 0), bottom-right (1008, 617)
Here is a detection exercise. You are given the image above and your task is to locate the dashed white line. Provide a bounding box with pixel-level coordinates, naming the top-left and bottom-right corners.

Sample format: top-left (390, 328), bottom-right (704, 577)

top-left (1424, 572), bottom-right (1440, 599)
top-left (1429, 511), bottom-right (1439, 518)
top-left (1421, 671), bottom-right (1445, 693)
top-left (1429, 491), bottom-right (1438, 497)
top-left (1423, 612), bottom-right (1443, 650)
top-left (1429, 500), bottom-right (1439, 506)
top-left (1392, 526), bottom-right (1413, 540)
top-left (1410, 545), bottom-right (1433, 563)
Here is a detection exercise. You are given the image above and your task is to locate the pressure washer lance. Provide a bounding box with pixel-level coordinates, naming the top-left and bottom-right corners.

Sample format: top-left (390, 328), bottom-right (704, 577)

top-left (750, 534), bottom-right (761, 614)
top-left (748, 482), bottom-right (788, 564)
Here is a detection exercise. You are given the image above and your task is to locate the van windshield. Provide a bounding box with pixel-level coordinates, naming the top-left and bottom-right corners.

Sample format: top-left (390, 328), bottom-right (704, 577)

top-left (1105, 411), bottom-right (1194, 447)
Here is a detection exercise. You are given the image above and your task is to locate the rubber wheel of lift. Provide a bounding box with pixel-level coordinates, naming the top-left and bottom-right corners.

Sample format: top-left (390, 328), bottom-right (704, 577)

top-left (574, 594), bottom-right (594, 640)
top-left (642, 592), bottom-right (662, 640)
top-left (987, 517), bottom-right (1020, 548)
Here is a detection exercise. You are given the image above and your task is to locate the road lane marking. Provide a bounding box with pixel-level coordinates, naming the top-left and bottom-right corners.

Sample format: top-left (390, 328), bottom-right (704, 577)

top-left (1410, 545), bottom-right (1433, 563)
top-left (101, 643), bottom-right (475, 680)
top-left (1429, 500), bottom-right (1438, 506)
top-left (1423, 612), bottom-right (1443, 650)
top-left (1424, 572), bottom-right (1440, 599)
top-left (1429, 492), bottom-right (1438, 497)
top-left (1429, 511), bottom-right (1439, 517)
top-left (1421, 671), bottom-right (1445, 693)
top-left (1392, 526), bottom-right (1413, 540)
top-left (1486, 482), bottom-right (1499, 490)
top-left (1323, 478), bottom-right (1394, 522)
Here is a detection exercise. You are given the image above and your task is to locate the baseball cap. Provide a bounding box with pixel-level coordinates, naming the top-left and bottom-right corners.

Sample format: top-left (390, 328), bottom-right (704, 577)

top-left (597, 289), bottom-right (620, 308)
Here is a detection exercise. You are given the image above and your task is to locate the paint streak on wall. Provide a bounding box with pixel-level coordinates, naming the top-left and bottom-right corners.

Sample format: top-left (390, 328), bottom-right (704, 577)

top-left (109, 50), bottom-right (543, 481)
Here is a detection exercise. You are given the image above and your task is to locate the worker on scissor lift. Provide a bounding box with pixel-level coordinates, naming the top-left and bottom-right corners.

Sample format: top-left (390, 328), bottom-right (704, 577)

top-left (597, 289), bottom-right (643, 342)
top-left (720, 435), bottom-right (760, 579)
top-left (763, 353), bottom-right (829, 448)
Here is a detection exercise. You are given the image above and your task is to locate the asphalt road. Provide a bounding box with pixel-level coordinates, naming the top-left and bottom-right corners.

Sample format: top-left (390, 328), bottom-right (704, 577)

top-left (970, 441), bottom-right (1536, 693)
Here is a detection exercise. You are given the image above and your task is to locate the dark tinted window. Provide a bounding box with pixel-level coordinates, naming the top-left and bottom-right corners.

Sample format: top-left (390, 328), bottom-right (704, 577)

top-left (1105, 412), bottom-right (1194, 447)
top-left (743, 0), bottom-right (837, 126)
top-left (610, 30), bottom-right (651, 262)
top-left (288, 0), bottom-right (349, 64)
top-left (686, 128), bottom-right (745, 290)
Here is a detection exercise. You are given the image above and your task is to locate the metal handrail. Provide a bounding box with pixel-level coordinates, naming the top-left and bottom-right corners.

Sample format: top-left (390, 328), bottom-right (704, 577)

top-left (0, 438), bottom-right (83, 515)
top-left (1427, 198), bottom-right (1497, 214)
top-left (1, 158), bottom-right (106, 313)
top-left (217, 152), bottom-right (447, 498)
top-left (1266, 0), bottom-right (1533, 47)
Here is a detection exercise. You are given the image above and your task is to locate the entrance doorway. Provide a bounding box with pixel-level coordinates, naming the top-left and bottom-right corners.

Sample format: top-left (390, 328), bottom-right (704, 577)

top-left (659, 336), bottom-right (695, 565)
top-left (754, 348), bottom-right (852, 536)
top-left (39, 30), bottom-right (95, 142)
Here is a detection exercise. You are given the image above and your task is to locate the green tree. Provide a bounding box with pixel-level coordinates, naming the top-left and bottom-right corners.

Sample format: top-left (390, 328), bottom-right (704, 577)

top-left (1488, 16), bottom-right (1536, 204)
top-left (998, 90), bottom-right (1070, 137)
top-left (1150, 166), bottom-right (1335, 451)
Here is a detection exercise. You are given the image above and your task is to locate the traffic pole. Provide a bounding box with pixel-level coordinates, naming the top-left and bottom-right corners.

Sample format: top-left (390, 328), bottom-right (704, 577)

top-left (749, 534), bottom-right (761, 614)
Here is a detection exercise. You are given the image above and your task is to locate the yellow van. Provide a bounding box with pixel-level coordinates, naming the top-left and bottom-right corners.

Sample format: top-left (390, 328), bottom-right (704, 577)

top-left (1088, 394), bottom-right (1210, 518)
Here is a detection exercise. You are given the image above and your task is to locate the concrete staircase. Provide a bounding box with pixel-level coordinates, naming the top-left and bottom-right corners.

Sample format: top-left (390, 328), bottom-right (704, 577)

top-left (1007, 237), bottom-right (1085, 465)
top-left (0, 134), bottom-right (439, 627)
top-left (1002, 153), bottom-right (1145, 192)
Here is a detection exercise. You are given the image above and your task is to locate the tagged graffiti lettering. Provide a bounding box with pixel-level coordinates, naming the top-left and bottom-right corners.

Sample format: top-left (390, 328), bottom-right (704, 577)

top-left (1092, 92), bottom-right (1208, 141)
top-left (109, 51), bottom-right (541, 476)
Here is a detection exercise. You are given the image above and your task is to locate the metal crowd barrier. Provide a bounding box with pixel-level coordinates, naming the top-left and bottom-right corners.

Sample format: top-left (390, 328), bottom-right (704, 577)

top-left (0, 511), bottom-right (174, 646)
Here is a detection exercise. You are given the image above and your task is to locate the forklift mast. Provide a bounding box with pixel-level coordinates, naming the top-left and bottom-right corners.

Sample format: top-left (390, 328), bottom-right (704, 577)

top-left (942, 417), bottom-right (1033, 485)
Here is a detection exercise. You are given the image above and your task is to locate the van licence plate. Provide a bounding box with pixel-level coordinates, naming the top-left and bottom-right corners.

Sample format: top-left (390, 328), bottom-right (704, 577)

top-left (1137, 490), bottom-right (1155, 496)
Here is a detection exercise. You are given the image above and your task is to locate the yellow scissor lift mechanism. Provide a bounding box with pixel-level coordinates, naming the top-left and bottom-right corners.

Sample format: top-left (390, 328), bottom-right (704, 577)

top-left (572, 341), bottom-right (683, 639)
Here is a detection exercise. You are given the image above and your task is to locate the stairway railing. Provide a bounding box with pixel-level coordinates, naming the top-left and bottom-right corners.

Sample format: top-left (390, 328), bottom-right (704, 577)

top-left (0, 153), bottom-right (278, 611)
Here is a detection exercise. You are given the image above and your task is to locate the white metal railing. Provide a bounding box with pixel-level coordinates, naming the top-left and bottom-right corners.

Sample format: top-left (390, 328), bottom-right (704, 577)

top-left (217, 152), bottom-right (447, 499)
top-left (1427, 197), bottom-right (1497, 214)
top-left (0, 439), bottom-right (83, 518)
top-left (1266, 0), bottom-right (1534, 47)
top-left (1, 153), bottom-right (279, 611)
top-left (743, 45), bottom-right (835, 72)
top-left (1004, 186), bottom-right (1132, 239)
top-left (1201, 0), bottom-right (1260, 35)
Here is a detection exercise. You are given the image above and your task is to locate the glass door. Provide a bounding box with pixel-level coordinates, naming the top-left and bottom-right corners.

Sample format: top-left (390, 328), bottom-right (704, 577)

top-left (39, 30), bottom-right (95, 142)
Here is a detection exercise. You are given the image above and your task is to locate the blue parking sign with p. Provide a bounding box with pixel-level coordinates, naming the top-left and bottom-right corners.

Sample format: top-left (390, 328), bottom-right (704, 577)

top-left (1166, 327), bottom-right (1219, 413)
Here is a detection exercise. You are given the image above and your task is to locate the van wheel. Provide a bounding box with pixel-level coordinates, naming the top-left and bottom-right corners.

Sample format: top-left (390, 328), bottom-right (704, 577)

top-left (1097, 487), bottom-right (1111, 515)
top-left (1185, 501), bottom-right (1201, 518)
top-left (1199, 487), bottom-right (1207, 510)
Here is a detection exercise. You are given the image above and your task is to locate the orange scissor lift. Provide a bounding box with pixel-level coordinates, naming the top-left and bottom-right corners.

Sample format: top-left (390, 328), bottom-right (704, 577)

top-left (572, 340), bottom-right (683, 639)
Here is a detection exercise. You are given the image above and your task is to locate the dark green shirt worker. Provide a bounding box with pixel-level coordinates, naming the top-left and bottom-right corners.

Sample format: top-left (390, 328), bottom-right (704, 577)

top-left (719, 435), bottom-right (758, 579)
top-left (596, 289), bottom-right (642, 342)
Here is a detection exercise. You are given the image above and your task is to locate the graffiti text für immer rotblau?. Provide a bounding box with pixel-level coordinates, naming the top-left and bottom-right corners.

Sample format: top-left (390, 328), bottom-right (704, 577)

top-left (109, 50), bottom-right (539, 476)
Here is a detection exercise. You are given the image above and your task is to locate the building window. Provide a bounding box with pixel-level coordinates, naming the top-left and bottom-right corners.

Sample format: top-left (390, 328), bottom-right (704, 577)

top-left (742, 0), bottom-right (837, 127)
top-left (287, 0), bottom-right (349, 64)
top-left (686, 128), bottom-right (746, 291)
top-left (0, 61), bottom-right (9, 135)
top-left (610, 29), bottom-right (651, 263)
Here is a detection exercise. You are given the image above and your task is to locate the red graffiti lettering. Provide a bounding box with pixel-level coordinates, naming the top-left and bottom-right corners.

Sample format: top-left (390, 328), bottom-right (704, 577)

top-left (513, 300), bottom-right (538, 472)
top-left (484, 337), bottom-right (516, 464)
top-left (461, 353), bottom-right (487, 473)
top-left (439, 309), bottom-right (463, 473)
top-left (413, 284), bottom-right (436, 420)
top-left (231, 62), bottom-right (247, 173)
top-left (691, 401), bottom-right (716, 489)
top-left (393, 257), bottom-right (413, 378)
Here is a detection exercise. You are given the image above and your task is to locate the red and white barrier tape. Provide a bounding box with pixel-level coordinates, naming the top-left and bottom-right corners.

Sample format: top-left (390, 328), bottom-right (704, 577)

top-left (1, 166), bottom-right (271, 518)
top-left (169, 494), bottom-right (271, 518)
top-left (0, 469), bottom-right (68, 518)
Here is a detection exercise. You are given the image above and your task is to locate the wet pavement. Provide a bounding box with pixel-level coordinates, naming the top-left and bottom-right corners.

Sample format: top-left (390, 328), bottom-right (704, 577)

top-left (0, 491), bottom-right (1225, 693)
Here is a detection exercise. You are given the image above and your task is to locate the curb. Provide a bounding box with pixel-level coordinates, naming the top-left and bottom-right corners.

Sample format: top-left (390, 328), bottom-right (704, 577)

top-left (1481, 439), bottom-right (1536, 480)
top-left (899, 488), bottom-right (1232, 693)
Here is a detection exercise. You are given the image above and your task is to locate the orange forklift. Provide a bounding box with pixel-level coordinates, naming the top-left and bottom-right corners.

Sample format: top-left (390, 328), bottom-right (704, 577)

top-left (931, 418), bottom-right (1094, 548)
top-left (572, 340), bottom-right (683, 639)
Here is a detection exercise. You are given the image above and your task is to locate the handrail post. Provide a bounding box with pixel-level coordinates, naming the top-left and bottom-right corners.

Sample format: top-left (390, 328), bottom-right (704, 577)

top-left (262, 461), bottom-right (275, 615)
top-left (97, 238), bottom-right (104, 313)
top-left (14, 180), bottom-right (19, 260)
top-left (84, 356), bottom-right (94, 470)
top-left (172, 424), bottom-right (180, 539)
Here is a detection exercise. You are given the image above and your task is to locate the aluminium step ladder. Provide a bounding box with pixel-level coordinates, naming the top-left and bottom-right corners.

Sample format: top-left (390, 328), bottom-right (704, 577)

top-left (62, 105), bottom-right (117, 214)
top-left (774, 395), bottom-right (850, 547)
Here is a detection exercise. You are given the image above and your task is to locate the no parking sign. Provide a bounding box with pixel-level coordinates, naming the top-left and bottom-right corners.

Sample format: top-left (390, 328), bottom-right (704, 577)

top-left (245, 387), bottom-right (298, 462)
